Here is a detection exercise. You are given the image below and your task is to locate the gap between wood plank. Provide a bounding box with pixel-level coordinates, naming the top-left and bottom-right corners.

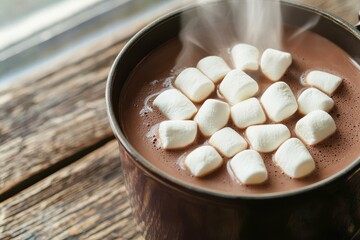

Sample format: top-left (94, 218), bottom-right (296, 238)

top-left (0, 136), bottom-right (114, 202)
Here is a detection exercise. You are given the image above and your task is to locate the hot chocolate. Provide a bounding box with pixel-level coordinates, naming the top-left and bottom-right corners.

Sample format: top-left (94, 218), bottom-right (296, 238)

top-left (120, 25), bottom-right (360, 195)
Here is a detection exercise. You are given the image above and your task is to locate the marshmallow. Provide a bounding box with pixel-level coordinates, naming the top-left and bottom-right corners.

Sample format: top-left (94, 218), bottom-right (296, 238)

top-left (298, 88), bottom-right (334, 114)
top-left (231, 44), bottom-right (259, 71)
top-left (194, 99), bottom-right (230, 137)
top-left (231, 98), bottom-right (266, 129)
top-left (260, 48), bottom-right (292, 81)
top-left (219, 69), bottom-right (259, 104)
top-left (260, 81), bottom-right (298, 122)
top-left (208, 127), bottom-right (248, 158)
top-left (153, 89), bottom-right (197, 120)
top-left (305, 70), bottom-right (343, 95)
top-left (274, 138), bottom-right (315, 178)
top-left (246, 124), bottom-right (290, 153)
top-left (185, 146), bottom-right (223, 177)
top-left (295, 110), bottom-right (336, 145)
top-left (196, 56), bottom-right (231, 83)
top-left (230, 150), bottom-right (268, 185)
top-left (174, 68), bottom-right (215, 102)
top-left (159, 120), bottom-right (197, 149)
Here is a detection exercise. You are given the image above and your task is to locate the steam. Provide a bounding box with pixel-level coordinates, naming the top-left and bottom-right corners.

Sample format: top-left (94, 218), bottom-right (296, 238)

top-left (176, 0), bottom-right (320, 68)
top-left (176, 0), bottom-right (283, 67)
top-left (289, 15), bottom-right (320, 40)
top-left (176, 0), bottom-right (238, 66)
top-left (231, 0), bottom-right (283, 50)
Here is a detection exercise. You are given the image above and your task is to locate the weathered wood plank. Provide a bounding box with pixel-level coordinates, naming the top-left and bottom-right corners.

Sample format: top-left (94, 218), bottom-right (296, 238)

top-left (0, 141), bottom-right (142, 240)
top-left (0, 45), bottom-right (119, 196)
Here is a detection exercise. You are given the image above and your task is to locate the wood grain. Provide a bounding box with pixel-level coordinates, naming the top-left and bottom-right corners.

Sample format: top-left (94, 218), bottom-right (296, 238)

top-left (0, 141), bottom-right (142, 240)
top-left (0, 43), bottom-right (119, 196)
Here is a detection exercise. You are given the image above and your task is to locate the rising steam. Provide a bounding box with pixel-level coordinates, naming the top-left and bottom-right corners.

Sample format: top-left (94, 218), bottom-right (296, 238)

top-left (176, 0), bottom-right (318, 68)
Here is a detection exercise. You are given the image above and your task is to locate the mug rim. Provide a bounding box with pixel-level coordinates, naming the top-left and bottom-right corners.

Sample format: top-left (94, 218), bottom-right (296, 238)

top-left (106, 0), bottom-right (360, 200)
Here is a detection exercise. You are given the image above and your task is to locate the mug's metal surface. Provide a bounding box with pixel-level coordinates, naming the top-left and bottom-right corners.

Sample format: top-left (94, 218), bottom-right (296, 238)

top-left (106, 1), bottom-right (360, 239)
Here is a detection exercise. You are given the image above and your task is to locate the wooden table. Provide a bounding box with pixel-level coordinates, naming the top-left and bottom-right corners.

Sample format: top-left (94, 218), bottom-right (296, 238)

top-left (1, 1), bottom-right (359, 239)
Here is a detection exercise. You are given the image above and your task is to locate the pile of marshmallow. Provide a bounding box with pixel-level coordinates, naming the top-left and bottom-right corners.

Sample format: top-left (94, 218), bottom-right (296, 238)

top-left (152, 43), bottom-right (342, 185)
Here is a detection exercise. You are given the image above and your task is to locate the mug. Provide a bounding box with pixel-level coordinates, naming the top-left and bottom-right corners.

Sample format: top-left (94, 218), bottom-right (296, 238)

top-left (106, 1), bottom-right (360, 239)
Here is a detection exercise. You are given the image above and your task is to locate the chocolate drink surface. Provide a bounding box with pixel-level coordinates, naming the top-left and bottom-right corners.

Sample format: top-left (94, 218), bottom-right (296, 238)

top-left (120, 26), bottom-right (360, 195)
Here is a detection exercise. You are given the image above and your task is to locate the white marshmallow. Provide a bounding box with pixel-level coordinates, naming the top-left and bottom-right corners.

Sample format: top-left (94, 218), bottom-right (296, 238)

top-left (274, 138), bottom-right (315, 178)
top-left (219, 69), bottom-right (259, 104)
top-left (208, 127), bottom-right (248, 158)
top-left (260, 81), bottom-right (298, 122)
top-left (305, 70), bottom-right (343, 95)
top-left (295, 110), bottom-right (336, 145)
top-left (196, 56), bottom-right (231, 83)
top-left (194, 99), bottom-right (230, 137)
top-left (153, 89), bottom-right (197, 120)
top-left (298, 88), bottom-right (334, 115)
top-left (231, 44), bottom-right (259, 71)
top-left (246, 124), bottom-right (290, 153)
top-left (174, 67), bottom-right (215, 102)
top-left (159, 120), bottom-right (197, 149)
top-left (231, 98), bottom-right (266, 129)
top-left (260, 48), bottom-right (292, 81)
top-left (230, 150), bottom-right (268, 185)
top-left (185, 146), bottom-right (223, 177)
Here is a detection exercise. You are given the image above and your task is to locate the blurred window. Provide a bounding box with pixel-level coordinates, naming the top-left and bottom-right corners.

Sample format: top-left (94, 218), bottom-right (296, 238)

top-left (0, 0), bottom-right (180, 84)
